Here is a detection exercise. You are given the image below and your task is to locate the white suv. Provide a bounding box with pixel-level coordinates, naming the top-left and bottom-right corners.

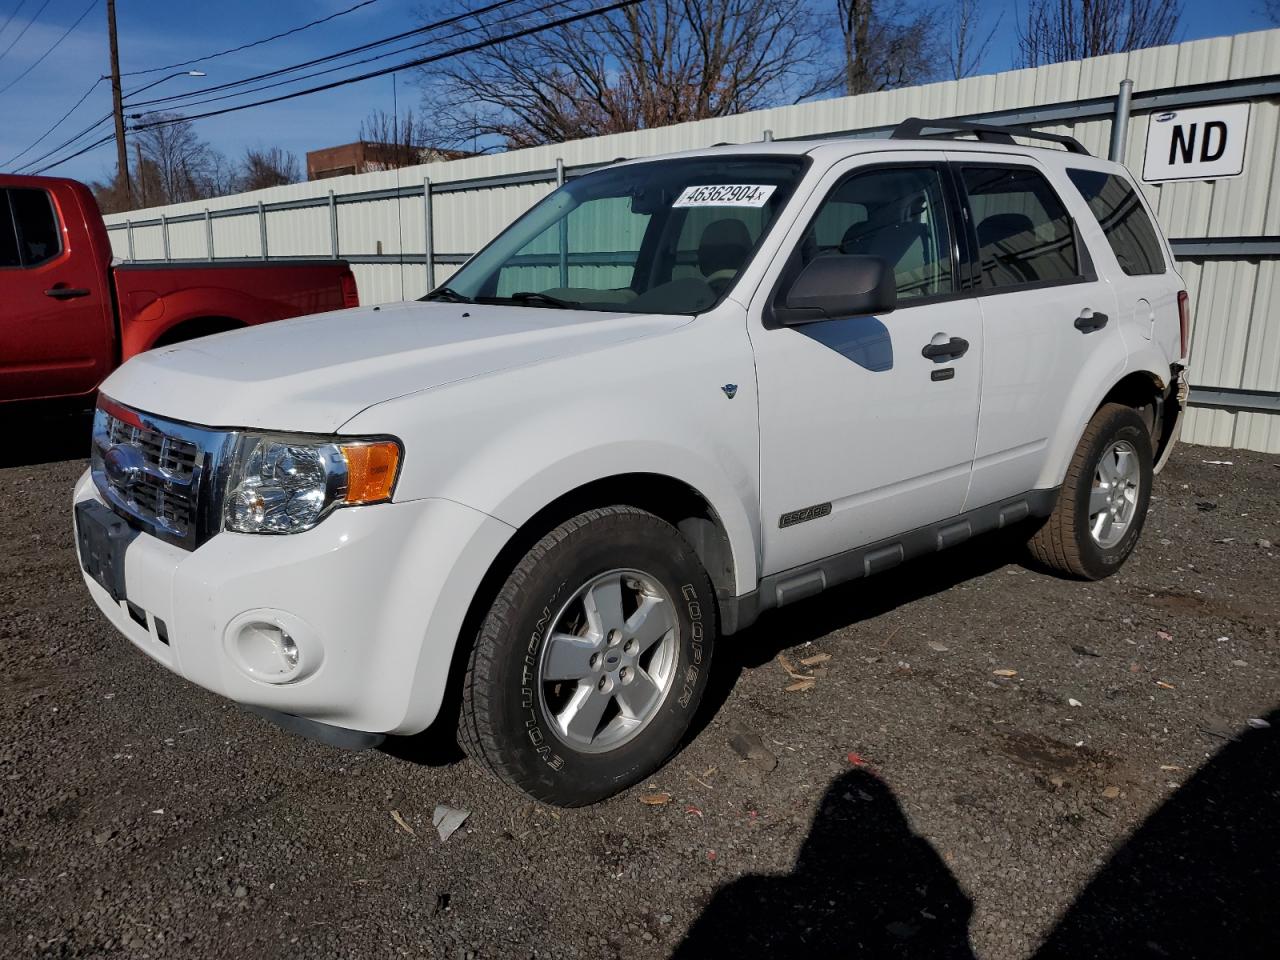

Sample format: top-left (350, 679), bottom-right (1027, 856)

top-left (73, 120), bottom-right (1190, 805)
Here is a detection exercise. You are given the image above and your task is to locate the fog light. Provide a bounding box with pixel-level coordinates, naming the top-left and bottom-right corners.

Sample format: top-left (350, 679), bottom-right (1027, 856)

top-left (224, 610), bottom-right (321, 684)
top-left (278, 628), bottom-right (299, 668)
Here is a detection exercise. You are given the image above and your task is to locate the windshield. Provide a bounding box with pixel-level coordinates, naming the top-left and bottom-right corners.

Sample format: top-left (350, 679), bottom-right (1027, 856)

top-left (431, 155), bottom-right (809, 315)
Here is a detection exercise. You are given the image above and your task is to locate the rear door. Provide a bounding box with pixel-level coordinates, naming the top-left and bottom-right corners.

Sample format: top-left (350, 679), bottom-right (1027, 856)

top-left (750, 154), bottom-right (983, 575)
top-left (1063, 164), bottom-right (1182, 361)
top-left (0, 185), bottom-right (114, 402)
top-left (948, 155), bottom-right (1123, 509)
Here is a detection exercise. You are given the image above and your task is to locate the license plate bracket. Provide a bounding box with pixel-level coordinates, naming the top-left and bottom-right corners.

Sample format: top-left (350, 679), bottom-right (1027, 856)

top-left (75, 500), bottom-right (138, 603)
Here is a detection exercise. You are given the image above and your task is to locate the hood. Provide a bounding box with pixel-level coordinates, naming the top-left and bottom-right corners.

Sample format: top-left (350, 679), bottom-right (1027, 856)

top-left (102, 301), bottom-right (687, 433)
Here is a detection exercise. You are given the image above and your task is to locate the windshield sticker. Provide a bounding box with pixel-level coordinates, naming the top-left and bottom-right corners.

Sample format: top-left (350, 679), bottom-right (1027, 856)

top-left (672, 184), bottom-right (777, 208)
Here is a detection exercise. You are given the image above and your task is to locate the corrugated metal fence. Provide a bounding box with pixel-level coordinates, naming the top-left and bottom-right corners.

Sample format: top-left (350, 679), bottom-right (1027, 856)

top-left (103, 29), bottom-right (1280, 453)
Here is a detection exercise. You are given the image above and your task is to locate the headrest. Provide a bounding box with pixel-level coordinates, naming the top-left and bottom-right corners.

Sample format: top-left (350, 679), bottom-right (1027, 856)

top-left (698, 218), bottom-right (753, 277)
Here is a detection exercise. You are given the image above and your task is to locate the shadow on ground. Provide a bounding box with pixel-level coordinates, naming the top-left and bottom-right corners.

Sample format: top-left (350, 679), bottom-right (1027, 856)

top-left (672, 768), bottom-right (977, 959)
top-left (1032, 704), bottom-right (1280, 960)
top-left (0, 405), bottom-right (93, 468)
top-left (670, 707), bottom-right (1280, 959)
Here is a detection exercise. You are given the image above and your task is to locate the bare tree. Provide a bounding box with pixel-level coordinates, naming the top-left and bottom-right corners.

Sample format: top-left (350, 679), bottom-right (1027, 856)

top-left (836, 0), bottom-right (941, 96)
top-left (947, 0), bottom-right (1001, 80)
top-left (417, 0), bottom-right (830, 149)
top-left (239, 146), bottom-right (301, 191)
top-left (358, 108), bottom-right (432, 167)
top-left (1018, 0), bottom-right (1182, 67)
top-left (130, 113), bottom-right (230, 205)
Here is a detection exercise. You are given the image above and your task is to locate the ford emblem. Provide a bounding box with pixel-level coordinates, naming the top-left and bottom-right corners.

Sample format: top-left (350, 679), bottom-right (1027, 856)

top-left (1155, 111), bottom-right (1177, 123)
top-left (103, 443), bottom-right (146, 489)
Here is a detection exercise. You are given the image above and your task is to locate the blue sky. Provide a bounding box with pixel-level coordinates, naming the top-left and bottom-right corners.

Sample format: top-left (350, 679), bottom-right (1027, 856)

top-left (0, 0), bottom-right (1274, 185)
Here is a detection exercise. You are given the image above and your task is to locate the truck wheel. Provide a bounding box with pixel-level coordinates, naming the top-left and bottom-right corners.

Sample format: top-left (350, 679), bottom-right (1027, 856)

top-left (460, 506), bottom-right (716, 806)
top-left (1028, 403), bottom-right (1153, 580)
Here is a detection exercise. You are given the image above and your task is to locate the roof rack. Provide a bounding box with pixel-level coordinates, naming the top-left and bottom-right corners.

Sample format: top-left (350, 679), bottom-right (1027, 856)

top-left (890, 117), bottom-right (1091, 156)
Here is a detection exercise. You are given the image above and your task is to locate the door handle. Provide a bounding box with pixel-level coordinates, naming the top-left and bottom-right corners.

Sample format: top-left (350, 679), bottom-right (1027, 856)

top-left (44, 286), bottom-right (91, 300)
top-left (921, 336), bottom-right (970, 362)
top-left (1074, 310), bottom-right (1109, 332)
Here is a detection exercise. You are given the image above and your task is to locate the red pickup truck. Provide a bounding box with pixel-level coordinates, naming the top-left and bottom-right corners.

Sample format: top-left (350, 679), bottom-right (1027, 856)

top-left (1, 174), bottom-right (359, 406)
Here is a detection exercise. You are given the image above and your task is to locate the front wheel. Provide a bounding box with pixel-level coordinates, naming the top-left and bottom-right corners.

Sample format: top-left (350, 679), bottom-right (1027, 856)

top-left (1028, 402), bottom-right (1153, 580)
top-left (459, 506), bottom-right (716, 806)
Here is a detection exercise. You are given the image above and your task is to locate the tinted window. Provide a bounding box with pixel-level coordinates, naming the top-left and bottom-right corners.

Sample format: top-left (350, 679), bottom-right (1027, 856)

top-left (798, 166), bottom-right (954, 301)
top-left (961, 166), bottom-right (1078, 289)
top-left (9, 188), bottom-right (61, 267)
top-left (0, 192), bottom-right (20, 268)
top-left (1066, 169), bottom-right (1165, 276)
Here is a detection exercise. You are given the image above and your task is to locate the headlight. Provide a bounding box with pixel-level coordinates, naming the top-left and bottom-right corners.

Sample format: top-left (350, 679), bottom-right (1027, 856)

top-left (223, 434), bottom-right (401, 535)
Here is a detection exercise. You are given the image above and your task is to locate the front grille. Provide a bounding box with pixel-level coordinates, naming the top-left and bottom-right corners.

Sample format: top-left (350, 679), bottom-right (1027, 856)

top-left (104, 416), bottom-right (198, 482)
top-left (91, 401), bottom-right (216, 549)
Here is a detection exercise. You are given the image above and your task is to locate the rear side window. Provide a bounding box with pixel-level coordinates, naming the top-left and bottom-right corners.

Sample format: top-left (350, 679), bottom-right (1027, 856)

top-left (1066, 169), bottom-right (1166, 276)
top-left (961, 166), bottom-right (1079, 289)
top-left (0, 192), bottom-right (20, 268)
top-left (8, 188), bottom-right (61, 267)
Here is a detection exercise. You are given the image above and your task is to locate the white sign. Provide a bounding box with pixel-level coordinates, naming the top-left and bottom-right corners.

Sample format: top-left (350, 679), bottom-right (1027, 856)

top-left (672, 184), bottom-right (776, 208)
top-left (1142, 102), bottom-right (1250, 183)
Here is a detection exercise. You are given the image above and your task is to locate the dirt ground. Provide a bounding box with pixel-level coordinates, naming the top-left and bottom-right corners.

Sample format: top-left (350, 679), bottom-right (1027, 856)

top-left (1, 415), bottom-right (1277, 959)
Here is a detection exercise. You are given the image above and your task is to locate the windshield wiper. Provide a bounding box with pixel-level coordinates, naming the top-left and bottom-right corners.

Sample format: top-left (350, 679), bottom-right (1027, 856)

top-left (497, 291), bottom-right (577, 309)
top-left (420, 286), bottom-right (472, 303)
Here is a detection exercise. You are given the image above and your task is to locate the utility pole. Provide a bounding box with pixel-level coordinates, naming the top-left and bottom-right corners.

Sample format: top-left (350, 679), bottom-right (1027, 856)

top-left (106, 0), bottom-right (131, 204)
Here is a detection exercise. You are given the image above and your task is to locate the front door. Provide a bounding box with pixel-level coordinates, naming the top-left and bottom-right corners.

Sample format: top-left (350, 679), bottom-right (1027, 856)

top-left (749, 156), bottom-right (983, 576)
top-left (0, 186), bottom-right (113, 402)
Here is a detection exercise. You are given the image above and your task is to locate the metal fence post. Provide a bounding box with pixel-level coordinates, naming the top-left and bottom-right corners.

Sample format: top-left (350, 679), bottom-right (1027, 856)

top-left (422, 178), bottom-right (435, 290)
top-left (126, 220), bottom-right (135, 261)
top-left (161, 215), bottom-right (170, 261)
top-left (204, 209), bottom-right (214, 261)
top-left (258, 201), bottom-right (268, 260)
top-left (556, 158), bottom-right (568, 288)
top-left (328, 190), bottom-right (339, 259)
top-left (1109, 78), bottom-right (1134, 163)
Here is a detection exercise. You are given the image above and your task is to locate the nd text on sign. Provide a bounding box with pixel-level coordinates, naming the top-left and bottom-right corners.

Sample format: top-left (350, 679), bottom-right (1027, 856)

top-left (1142, 102), bottom-right (1250, 183)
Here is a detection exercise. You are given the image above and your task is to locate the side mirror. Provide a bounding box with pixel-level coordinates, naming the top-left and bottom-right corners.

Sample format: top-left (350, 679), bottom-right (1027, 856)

top-left (774, 254), bottom-right (897, 326)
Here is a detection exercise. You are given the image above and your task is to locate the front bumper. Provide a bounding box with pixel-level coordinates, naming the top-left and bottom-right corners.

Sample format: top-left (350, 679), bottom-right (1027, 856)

top-left (73, 470), bottom-right (515, 736)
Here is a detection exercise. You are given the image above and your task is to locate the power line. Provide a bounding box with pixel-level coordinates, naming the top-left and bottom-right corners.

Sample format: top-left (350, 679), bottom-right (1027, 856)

top-left (8, 68), bottom-right (217, 173)
top-left (120, 0), bottom-right (381, 77)
top-left (127, 0), bottom-right (528, 111)
top-left (0, 0), bottom-right (99, 96)
top-left (2, 74), bottom-right (101, 167)
top-left (131, 0), bottom-right (641, 130)
top-left (13, 109), bottom-right (111, 172)
top-left (24, 0), bottom-right (640, 175)
top-left (0, 0), bottom-right (30, 40)
top-left (0, 0), bottom-right (50, 65)
top-left (32, 130), bottom-right (114, 173)
top-left (129, 0), bottom-right (562, 119)
top-left (12, 0), bottom-right (528, 172)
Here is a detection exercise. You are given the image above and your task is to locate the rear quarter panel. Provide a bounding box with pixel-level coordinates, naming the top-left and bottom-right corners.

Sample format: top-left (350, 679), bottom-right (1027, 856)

top-left (112, 261), bottom-right (355, 359)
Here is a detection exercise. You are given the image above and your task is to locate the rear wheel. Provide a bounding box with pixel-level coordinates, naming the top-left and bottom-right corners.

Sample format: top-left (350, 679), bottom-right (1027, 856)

top-left (1028, 403), bottom-right (1153, 580)
top-left (459, 506), bottom-right (715, 806)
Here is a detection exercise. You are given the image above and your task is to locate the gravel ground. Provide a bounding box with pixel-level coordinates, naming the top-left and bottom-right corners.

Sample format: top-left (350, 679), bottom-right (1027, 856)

top-left (1, 419), bottom-right (1277, 959)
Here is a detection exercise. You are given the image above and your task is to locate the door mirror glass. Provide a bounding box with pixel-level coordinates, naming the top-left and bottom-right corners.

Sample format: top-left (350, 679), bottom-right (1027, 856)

top-left (774, 254), bottom-right (897, 325)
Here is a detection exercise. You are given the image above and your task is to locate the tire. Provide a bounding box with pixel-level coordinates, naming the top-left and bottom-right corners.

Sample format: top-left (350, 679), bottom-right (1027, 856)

top-left (1028, 402), bottom-right (1153, 580)
top-left (459, 506), bottom-right (716, 806)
